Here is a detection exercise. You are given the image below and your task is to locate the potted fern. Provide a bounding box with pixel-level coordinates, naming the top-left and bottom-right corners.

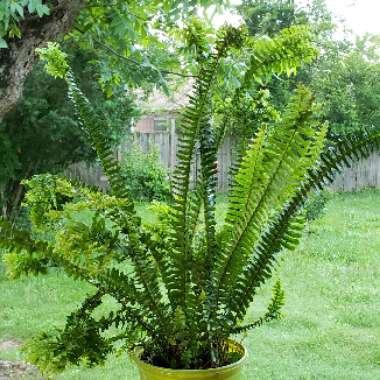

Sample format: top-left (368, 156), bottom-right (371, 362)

top-left (23, 25), bottom-right (380, 379)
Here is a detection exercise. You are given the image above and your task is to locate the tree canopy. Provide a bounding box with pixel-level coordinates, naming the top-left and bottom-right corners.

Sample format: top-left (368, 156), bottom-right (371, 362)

top-left (0, 47), bottom-right (136, 220)
top-left (0, 0), bottom-right (224, 118)
top-left (0, 0), bottom-right (222, 218)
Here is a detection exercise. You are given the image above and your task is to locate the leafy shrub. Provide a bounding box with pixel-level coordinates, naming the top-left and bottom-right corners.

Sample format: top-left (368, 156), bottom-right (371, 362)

top-left (2, 249), bottom-right (49, 279)
top-left (120, 144), bottom-right (171, 201)
top-left (21, 174), bottom-right (77, 228)
top-left (304, 190), bottom-right (330, 222)
top-left (0, 174), bottom-right (101, 279)
top-left (0, 215), bottom-right (51, 279)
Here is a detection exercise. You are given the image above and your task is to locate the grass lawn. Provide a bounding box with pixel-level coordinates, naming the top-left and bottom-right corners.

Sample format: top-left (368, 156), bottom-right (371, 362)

top-left (0, 190), bottom-right (379, 379)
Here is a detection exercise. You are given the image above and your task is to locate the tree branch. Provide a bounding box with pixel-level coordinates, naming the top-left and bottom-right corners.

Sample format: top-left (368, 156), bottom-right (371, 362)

top-left (91, 37), bottom-right (196, 79)
top-left (0, 0), bottom-right (85, 120)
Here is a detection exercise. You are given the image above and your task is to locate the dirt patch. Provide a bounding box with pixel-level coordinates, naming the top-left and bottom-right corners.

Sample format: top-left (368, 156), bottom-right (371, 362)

top-left (0, 340), bottom-right (41, 379)
top-left (0, 360), bottom-right (41, 380)
top-left (0, 340), bottom-right (22, 352)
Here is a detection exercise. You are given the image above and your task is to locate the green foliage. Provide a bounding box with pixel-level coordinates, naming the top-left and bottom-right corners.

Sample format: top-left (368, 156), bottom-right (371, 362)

top-left (52, 200), bottom-right (124, 276)
top-left (36, 42), bottom-right (69, 79)
top-left (304, 190), bottom-right (330, 222)
top-left (213, 24), bottom-right (318, 150)
top-left (2, 248), bottom-right (48, 279)
top-left (220, 88), bottom-right (280, 144)
top-left (0, 47), bottom-right (136, 221)
top-left (239, 0), bottom-right (306, 37)
top-left (246, 25), bottom-right (317, 81)
top-left (0, 0), bottom-right (49, 47)
top-left (23, 24), bottom-right (380, 375)
top-left (22, 293), bottom-right (112, 373)
top-left (0, 174), bottom-right (79, 279)
top-left (65, 0), bottom-right (225, 95)
top-left (22, 174), bottom-right (77, 228)
top-left (238, 0), bottom-right (380, 142)
top-left (0, 216), bottom-right (50, 279)
top-left (120, 144), bottom-right (171, 201)
top-left (232, 279), bottom-right (285, 334)
top-left (311, 35), bottom-right (380, 137)
top-left (1, 174), bottom-right (149, 280)
top-left (239, 0), bottom-right (333, 40)
top-left (1, 174), bottom-right (124, 279)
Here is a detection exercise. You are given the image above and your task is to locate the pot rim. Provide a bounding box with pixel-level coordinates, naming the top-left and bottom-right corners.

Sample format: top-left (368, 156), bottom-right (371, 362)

top-left (131, 339), bottom-right (247, 374)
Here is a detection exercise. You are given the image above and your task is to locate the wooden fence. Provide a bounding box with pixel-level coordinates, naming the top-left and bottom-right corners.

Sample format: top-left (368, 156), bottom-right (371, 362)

top-left (329, 151), bottom-right (380, 191)
top-left (128, 132), bottom-right (238, 190)
top-left (66, 131), bottom-right (380, 192)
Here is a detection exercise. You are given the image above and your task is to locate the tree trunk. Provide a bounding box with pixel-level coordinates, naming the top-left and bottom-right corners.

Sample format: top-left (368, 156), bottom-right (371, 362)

top-left (0, 0), bottom-right (85, 120)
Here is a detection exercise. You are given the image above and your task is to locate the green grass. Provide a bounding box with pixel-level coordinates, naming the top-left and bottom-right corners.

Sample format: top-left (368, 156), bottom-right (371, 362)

top-left (1, 190), bottom-right (379, 379)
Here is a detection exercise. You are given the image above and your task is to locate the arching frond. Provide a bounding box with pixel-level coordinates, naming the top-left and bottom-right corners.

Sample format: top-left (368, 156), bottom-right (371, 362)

top-left (213, 88), bottom-right (327, 317)
top-left (224, 127), bottom-right (380, 326)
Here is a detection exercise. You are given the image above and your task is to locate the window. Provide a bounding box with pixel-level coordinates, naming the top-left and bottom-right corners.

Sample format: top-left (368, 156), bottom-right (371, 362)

top-left (154, 117), bottom-right (169, 132)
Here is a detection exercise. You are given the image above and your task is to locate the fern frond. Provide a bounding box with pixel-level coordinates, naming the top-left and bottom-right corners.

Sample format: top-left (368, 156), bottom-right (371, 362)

top-left (103, 204), bottom-right (171, 331)
top-left (143, 212), bottom-right (176, 297)
top-left (64, 71), bottom-right (133, 210)
top-left (266, 279), bottom-right (286, 319)
top-left (213, 88), bottom-right (326, 315)
top-left (215, 25), bottom-right (316, 151)
top-left (168, 27), bottom-right (243, 310)
top-left (231, 279), bottom-right (285, 334)
top-left (225, 126), bottom-right (380, 326)
top-left (62, 70), bottom-right (172, 332)
top-left (198, 119), bottom-right (218, 279)
top-left (246, 25), bottom-right (317, 84)
top-left (22, 290), bottom-right (113, 374)
top-left (97, 267), bottom-right (168, 334)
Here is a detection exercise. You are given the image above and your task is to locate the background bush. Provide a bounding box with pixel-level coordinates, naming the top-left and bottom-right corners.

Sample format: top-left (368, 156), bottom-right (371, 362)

top-left (120, 144), bottom-right (171, 201)
top-left (304, 190), bottom-right (331, 223)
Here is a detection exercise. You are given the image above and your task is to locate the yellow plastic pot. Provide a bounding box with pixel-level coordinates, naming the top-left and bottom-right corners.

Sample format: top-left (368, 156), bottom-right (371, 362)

top-left (131, 340), bottom-right (247, 380)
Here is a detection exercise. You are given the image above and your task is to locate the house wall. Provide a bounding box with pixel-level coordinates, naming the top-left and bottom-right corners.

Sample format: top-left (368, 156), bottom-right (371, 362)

top-left (134, 114), bottom-right (176, 134)
top-left (134, 116), bottom-right (154, 133)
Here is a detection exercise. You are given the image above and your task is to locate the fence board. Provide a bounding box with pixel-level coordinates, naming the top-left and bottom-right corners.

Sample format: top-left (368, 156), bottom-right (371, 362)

top-left (329, 151), bottom-right (380, 191)
top-left (66, 132), bottom-right (380, 193)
